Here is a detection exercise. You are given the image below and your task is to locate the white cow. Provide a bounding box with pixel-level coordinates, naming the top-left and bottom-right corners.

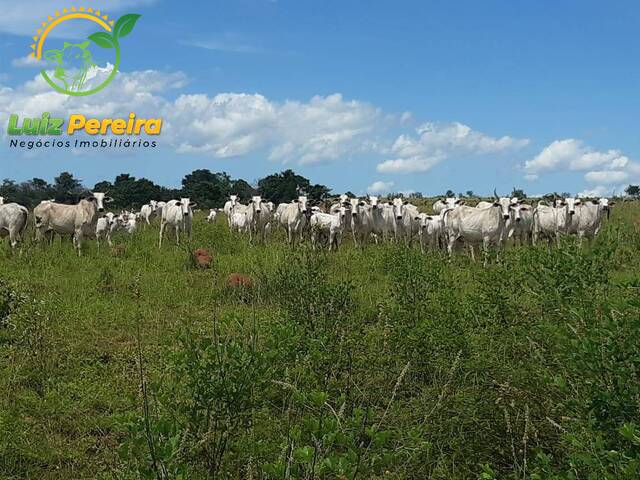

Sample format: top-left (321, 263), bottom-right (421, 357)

top-left (568, 198), bottom-right (614, 246)
top-left (415, 213), bottom-right (442, 254)
top-left (122, 213), bottom-right (137, 234)
top-left (444, 200), bottom-right (509, 265)
top-left (508, 200), bottom-right (534, 246)
top-left (246, 195), bottom-right (272, 244)
top-left (273, 203), bottom-right (289, 224)
top-left (207, 209), bottom-right (217, 223)
top-left (310, 206), bottom-right (347, 251)
top-left (159, 198), bottom-right (196, 247)
top-left (391, 198), bottom-right (420, 246)
top-left (96, 212), bottom-right (116, 247)
top-left (350, 198), bottom-right (375, 247)
top-left (279, 196), bottom-right (309, 245)
top-left (433, 197), bottom-right (464, 213)
top-left (230, 211), bottom-right (248, 233)
top-left (368, 196), bottom-right (395, 243)
top-left (532, 200), bottom-right (570, 247)
top-left (223, 195), bottom-right (243, 227)
top-left (34, 192), bottom-right (112, 254)
top-left (140, 200), bottom-right (159, 226)
top-left (0, 197), bottom-right (4, 205)
top-left (0, 203), bottom-right (28, 248)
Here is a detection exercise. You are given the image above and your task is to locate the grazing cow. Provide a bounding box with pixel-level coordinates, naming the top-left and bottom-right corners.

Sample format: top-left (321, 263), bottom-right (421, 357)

top-left (568, 198), bottom-right (614, 246)
top-left (0, 203), bottom-right (28, 248)
top-left (159, 198), bottom-right (196, 247)
top-left (391, 198), bottom-right (420, 246)
top-left (310, 206), bottom-right (347, 251)
top-left (246, 195), bottom-right (272, 244)
top-left (350, 198), bottom-right (375, 247)
top-left (415, 213), bottom-right (442, 254)
top-left (140, 200), bottom-right (159, 226)
top-left (433, 197), bottom-right (464, 213)
top-left (96, 212), bottom-right (116, 247)
top-left (207, 209), bottom-right (218, 223)
top-left (369, 196), bottom-right (395, 243)
top-left (279, 196), bottom-right (309, 245)
top-left (230, 211), bottom-right (248, 233)
top-left (34, 192), bottom-right (112, 254)
top-left (444, 198), bottom-right (508, 265)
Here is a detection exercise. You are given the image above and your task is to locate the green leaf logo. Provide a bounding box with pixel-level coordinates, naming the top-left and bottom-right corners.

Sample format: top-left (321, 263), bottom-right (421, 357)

top-left (88, 32), bottom-right (117, 49)
top-left (113, 14), bottom-right (141, 40)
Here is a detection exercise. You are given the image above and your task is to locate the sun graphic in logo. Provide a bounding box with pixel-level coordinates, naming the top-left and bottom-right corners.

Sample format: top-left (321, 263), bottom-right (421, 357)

top-left (30, 7), bottom-right (141, 96)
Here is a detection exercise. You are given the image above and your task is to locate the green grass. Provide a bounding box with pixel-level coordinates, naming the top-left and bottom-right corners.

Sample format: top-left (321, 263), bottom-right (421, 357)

top-left (1, 203), bottom-right (640, 479)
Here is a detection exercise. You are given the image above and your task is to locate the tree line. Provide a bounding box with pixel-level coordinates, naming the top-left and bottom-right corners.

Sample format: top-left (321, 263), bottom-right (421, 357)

top-left (0, 169), bottom-right (331, 210)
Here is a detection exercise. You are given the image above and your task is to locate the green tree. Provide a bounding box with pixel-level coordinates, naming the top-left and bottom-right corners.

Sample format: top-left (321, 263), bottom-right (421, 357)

top-left (181, 169), bottom-right (233, 208)
top-left (625, 185), bottom-right (640, 197)
top-left (258, 170), bottom-right (329, 204)
top-left (53, 172), bottom-right (83, 203)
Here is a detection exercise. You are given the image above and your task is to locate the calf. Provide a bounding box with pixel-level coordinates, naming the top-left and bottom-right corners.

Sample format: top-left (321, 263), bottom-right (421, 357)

top-left (310, 206), bottom-right (347, 251)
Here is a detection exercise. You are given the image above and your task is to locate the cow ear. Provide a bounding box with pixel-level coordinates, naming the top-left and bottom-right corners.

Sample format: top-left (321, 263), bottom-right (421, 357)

top-left (458, 200), bottom-right (466, 205)
top-left (609, 201), bottom-right (616, 206)
top-left (591, 199), bottom-right (599, 205)
top-left (403, 200), bottom-right (409, 205)
top-left (105, 196), bottom-right (114, 203)
top-left (293, 199), bottom-right (299, 203)
top-left (190, 202), bottom-right (197, 208)
top-left (414, 216), bottom-right (420, 221)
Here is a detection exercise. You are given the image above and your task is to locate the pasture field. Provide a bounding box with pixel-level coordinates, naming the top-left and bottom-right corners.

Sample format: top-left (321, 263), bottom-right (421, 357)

top-left (1, 200), bottom-right (640, 479)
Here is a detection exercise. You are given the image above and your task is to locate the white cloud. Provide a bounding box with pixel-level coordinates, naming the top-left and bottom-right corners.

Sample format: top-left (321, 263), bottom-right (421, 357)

top-left (577, 185), bottom-right (619, 198)
top-left (524, 139), bottom-right (629, 174)
top-left (367, 180), bottom-right (394, 194)
top-left (524, 173), bottom-right (539, 181)
top-left (584, 170), bottom-right (629, 184)
top-left (377, 122), bottom-right (529, 174)
top-left (168, 92), bottom-right (384, 164)
top-left (11, 55), bottom-right (39, 68)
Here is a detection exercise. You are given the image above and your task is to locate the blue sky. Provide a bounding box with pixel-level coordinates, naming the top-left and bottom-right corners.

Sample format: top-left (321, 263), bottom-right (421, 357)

top-left (1, 0), bottom-right (639, 197)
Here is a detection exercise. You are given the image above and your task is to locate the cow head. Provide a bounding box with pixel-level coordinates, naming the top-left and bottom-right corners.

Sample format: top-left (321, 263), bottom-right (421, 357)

top-left (149, 200), bottom-right (158, 211)
top-left (176, 198), bottom-right (196, 216)
top-left (293, 195), bottom-right (308, 214)
top-left (564, 197), bottom-right (579, 216)
top-left (368, 195), bottom-right (379, 209)
top-left (229, 195), bottom-right (238, 207)
top-left (249, 195), bottom-right (263, 213)
top-left (86, 191), bottom-right (113, 212)
top-left (392, 197), bottom-right (408, 220)
top-left (350, 198), bottom-right (367, 218)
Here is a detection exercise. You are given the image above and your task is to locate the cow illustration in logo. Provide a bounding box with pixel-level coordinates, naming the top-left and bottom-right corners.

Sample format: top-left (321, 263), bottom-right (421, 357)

top-left (30, 8), bottom-right (140, 96)
top-left (44, 41), bottom-right (96, 92)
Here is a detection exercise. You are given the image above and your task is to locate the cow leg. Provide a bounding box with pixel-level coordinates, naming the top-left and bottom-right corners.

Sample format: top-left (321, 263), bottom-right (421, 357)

top-left (175, 226), bottom-right (180, 246)
top-left (159, 222), bottom-right (165, 248)
top-left (75, 231), bottom-right (83, 256)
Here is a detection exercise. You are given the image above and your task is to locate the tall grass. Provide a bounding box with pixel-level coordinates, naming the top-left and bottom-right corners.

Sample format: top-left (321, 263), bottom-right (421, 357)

top-left (0, 203), bottom-right (639, 478)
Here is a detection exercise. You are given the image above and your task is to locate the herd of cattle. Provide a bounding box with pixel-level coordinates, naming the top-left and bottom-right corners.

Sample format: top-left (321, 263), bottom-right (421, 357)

top-left (0, 191), bottom-right (615, 263)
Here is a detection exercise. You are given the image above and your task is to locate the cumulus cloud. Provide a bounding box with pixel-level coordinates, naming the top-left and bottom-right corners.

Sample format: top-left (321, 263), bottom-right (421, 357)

top-left (367, 180), bottom-right (395, 194)
top-left (167, 92), bottom-right (384, 164)
top-left (525, 139), bottom-right (638, 199)
top-left (524, 139), bottom-right (629, 174)
top-left (377, 122), bottom-right (529, 174)
top-left (584, 170), bottom-right (629, 184)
